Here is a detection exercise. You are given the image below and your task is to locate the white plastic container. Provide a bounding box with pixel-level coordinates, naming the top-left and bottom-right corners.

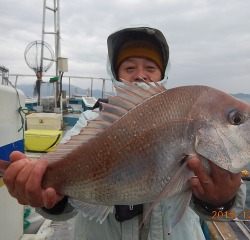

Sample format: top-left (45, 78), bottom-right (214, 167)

top-left (24, 207), bottom-right (45, 234)
top-left (26, 113), bottom-right (61, 130)
top-left (0, 85), bottom-right (25, 240)
top-left (54, 107), bottom-right (61, 114)
top-left (34, 105), bottom-right (43, 113)
top-left (82, 96), bottom-right (97, 108)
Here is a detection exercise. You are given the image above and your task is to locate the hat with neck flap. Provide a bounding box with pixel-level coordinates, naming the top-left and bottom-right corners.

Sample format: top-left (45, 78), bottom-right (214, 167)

top-left (106, 24), bottom-right (171, 89)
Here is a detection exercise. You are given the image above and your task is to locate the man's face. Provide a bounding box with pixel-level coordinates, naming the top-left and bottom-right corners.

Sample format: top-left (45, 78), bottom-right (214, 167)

top-left (117, 57), bottom-right (162, 82)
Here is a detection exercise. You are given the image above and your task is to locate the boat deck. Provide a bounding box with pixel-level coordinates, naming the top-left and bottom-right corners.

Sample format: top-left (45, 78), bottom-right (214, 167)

top-left (21, 218), bottom-right (75, 240)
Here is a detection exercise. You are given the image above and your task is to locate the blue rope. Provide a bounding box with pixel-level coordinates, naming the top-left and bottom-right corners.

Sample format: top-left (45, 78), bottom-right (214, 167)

top-left (23, 208), bottom-right (31, 229)
top-left (18, 106), bottom-right (29, 137)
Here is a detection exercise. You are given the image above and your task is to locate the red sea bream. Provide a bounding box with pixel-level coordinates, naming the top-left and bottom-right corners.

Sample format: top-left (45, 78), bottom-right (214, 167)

top-left (1, 81), bottom-right (250, 232)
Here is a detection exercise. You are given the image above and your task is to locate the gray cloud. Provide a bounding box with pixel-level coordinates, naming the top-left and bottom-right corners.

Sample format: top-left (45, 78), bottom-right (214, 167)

top-left (0, 0), bottom-right (249, 93)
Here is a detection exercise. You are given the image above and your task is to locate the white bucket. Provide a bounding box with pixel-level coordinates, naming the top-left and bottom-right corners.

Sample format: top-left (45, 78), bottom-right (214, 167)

top-left (24, 207), bottom-right (45, 234)
top-left (54, 107), bottom-right (61, 114)
top-left (34, 105), bottom-right (43, 113)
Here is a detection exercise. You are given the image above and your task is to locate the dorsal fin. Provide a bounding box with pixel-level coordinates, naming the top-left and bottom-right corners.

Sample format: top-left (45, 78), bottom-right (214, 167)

top-left (55, 144), bottom-right (82, 150)
top-left (149, 78), bottom-right (167, 91)
top-left (106, 94), bottom-right (136, 110)
top-left (100, 102), bottom-right (128, 116)
top-left (93, 110), bottom-right (120, 122)
top-left (87, 120), bottom-right (112, 129)
top-left (119, 78), bottom-right (153, 99)
top-left (80, 127), bottom-right (104, 135)
top-left (59, 140), bottom-right (87, 145)
top-left (137, 76), bottom-right (166, 93)
top-left (115, 86), bottom-right (144, 104)
top-left (141, 80), bottom-right (161, 95)
top-left (71, 134), bottom-right (97, 141)
top-left (40, 79), bottom-right (167, 165)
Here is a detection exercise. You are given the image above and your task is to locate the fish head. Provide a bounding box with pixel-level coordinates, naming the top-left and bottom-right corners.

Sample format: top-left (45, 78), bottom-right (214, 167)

top-left (193, 87), bottom-right (250, 173)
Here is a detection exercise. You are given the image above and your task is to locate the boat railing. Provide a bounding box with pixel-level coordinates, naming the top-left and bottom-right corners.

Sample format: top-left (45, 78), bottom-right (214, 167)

top-left (0, 73), bottom-right (114, 98)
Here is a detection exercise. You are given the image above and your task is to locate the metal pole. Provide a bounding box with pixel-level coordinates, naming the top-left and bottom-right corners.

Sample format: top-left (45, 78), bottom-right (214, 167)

top-left (0, 66), bottom-right (8, 85)
top-left (15, 76), bottom-right (18, 87)
top-left (57, 0), bottom-right (61, 58)
top-left (1, 74), bottom-right (7, 85)
top-left (56, 0), bottom-right (61, 107)
top-left (53, 0), bottom-right (58, 107)
top-left (69, 77), bottom-right (70, 98)
top-left (57, 36), bottom-right (60, 107)
top-left (91, 78), bottom-right (93, 97)
top-left (102, 79), bottom-right (106, 98)
top-left (41, 0), bottom-right (46, 70)
top-left (54, 0), bottom-right (57, 60)
top-left (59, 72), bottom-right (63, 120)
top-left (39, 0), bottom-right (46, 106)
top-left (5, 70), bottom-right (8, 85)
top-left (53, 82), bottom-right (56, 108)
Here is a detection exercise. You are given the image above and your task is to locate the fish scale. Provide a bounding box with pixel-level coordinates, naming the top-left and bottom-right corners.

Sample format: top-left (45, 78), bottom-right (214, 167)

top-left (42, 86), bottom-right (203, 204)
top-left (48, 88), bottom-right (193, 199)
top-left (1, 83), bottom-right (250, 231)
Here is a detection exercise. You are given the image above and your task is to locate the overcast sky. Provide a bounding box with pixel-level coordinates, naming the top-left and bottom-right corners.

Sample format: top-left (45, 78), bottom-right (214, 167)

top-left (0, 0), bottom-right (249, 93)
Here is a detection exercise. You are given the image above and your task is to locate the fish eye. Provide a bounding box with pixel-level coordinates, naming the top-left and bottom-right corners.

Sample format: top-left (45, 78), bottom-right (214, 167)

top-left (228, 110), bottom-right (245, 125)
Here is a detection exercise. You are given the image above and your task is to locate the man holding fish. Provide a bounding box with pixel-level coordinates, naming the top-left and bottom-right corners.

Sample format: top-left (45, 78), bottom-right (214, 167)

top-left (2, 25), bottom-right (246, 239)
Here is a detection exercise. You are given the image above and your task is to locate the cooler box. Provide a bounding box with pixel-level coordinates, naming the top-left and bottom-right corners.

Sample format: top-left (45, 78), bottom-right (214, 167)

top-left (82, 97), bottom-right (97, 111)
top-left (25, 129), bottom-right (62, 152)
top-left (69, 99), bottom-right (83, 112)
top-left (26, 113), bottom-right (61, 130)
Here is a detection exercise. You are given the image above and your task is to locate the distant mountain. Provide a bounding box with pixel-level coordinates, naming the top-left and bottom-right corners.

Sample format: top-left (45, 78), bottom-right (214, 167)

top-left (230, 93), bottom-right (250, 98)
top-left (16, 84), bottom-right (113, 99)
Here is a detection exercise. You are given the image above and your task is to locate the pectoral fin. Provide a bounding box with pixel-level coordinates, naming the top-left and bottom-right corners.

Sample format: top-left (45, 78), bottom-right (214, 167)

top-left (69, 198), bottom-right (114, 223)
top-left (168, 189), bottom-right (193, 232)
top-left (132, 158), bottom-right (194, 239)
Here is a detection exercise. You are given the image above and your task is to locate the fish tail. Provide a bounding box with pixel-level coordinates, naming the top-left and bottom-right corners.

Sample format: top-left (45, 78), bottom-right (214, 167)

top-left (0, 159), bottom-right (10, 175)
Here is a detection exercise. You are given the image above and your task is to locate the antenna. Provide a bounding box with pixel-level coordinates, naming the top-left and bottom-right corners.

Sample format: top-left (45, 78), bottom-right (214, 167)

top-left (42, 0), bottom-right (62, 108)
top-left (23, 0), bottom-right (67, 109)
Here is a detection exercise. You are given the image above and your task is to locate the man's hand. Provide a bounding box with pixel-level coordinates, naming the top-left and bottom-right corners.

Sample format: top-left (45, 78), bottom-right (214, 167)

top-left (3, 151), bottom-right (64, 208)
top-left (188, 157), bottom-right (241, 206)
